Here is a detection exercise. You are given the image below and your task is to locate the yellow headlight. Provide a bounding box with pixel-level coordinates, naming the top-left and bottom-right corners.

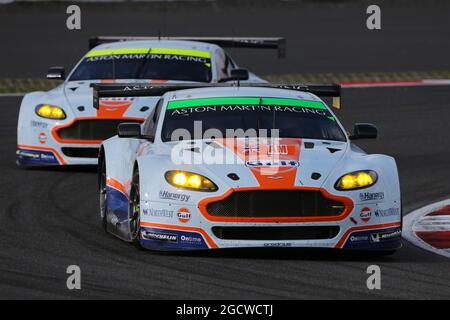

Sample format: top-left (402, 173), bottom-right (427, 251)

top-left (165, 171), bottom-right (218, 192)
top-left (36, 104), bottom-right (66, 120)
top-left (335, 171), bottom-right (378, 190)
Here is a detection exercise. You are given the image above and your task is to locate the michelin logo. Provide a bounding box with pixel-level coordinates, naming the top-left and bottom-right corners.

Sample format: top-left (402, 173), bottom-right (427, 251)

top-left (142, 231), bottom-right (178, 243)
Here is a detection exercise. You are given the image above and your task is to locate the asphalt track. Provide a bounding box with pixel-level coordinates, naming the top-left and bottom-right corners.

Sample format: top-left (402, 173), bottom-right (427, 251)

top-left (1, 86), bottom-right (450, 300)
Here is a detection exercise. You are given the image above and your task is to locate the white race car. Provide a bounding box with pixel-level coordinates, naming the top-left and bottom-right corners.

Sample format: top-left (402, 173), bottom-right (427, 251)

top-left (97, 83), bottom-right (402, 254)
top-left (16, 36), bottom-right (284, 166)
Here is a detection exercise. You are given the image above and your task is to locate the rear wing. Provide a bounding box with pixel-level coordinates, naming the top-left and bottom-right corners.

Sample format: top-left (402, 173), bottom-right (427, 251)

top-left (92, 83), bottom-right (341, 110)
top-left (89, 36), bottom-right (286, 58)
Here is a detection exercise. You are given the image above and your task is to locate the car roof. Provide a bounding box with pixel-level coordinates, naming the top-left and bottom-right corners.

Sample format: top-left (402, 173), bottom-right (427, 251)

top-left (90, 40), bottom-right (219, 52)
top-left (164, 87), bottom-right (323, 102)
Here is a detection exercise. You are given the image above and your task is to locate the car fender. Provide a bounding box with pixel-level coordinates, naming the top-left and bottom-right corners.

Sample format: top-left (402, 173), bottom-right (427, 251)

top-left (101, 137), bottom-right (142, 196)
top-left (322, 152), bottom-right (400, 203)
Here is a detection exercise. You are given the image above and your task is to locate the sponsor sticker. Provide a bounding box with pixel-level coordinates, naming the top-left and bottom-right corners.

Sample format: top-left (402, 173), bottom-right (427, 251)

top-left (245, 160), bottom-right (299, 173)
top-left (360, 192), bottom-right (385, 202)
top-left (177, 208), bottom-right (191, 223)
top-left (370, 229), bottom-right (402, 243)
top-left (159, 190), bottom-right (190, 202)
top-left (142, 208), bottom-right (174, 218)
top-left (16, 148), bottom-right (58, 165)
top-left (360, 207), bottom-right (372, 223)
top-left (267, 144), bottom-right (289, 155)
top-left (350, 235), bottom-right (370, 242)
top-left (17, 150), bottom-right (40, 159)
top-left (180, 234), bottom-right (202, 244)
top-left (142, 231), bottom-right (178, 243)
top-left (31, 120), bottom-right (49, 129)
top-left (241, 145), bottom-right (260, 154)
top-left (263, 243), bottom-right (292, 247)
top-left (40, 153), bottom-right (56, 161)
top-left (374, 207), bottom-right (400, 218)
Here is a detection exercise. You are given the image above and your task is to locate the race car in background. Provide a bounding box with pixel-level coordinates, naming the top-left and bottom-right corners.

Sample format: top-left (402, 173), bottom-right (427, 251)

top-left (17, 36), bottom-right (285, 166)
top-left (96, 82), bottom-right (402, 254)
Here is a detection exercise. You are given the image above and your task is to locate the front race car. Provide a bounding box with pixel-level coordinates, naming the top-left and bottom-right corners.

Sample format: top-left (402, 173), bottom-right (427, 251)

top-left (136, 137), bottom-right (402, 253)
top-left (99, 85), bottom-right (402, 253)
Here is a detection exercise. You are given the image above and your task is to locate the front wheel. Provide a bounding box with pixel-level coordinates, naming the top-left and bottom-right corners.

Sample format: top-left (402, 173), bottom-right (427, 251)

top-left (99, 154), bottom-right (108, 232)
top-left (129, 168), bottom-right (143, 250)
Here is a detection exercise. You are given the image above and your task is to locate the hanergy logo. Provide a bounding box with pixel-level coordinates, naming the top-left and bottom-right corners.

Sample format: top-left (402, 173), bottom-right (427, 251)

top-left (245, 160), bottom-right (300, 173)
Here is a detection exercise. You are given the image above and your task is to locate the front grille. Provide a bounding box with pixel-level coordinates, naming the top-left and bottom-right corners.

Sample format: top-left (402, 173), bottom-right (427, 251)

top-left (57, 119), bottom-right (142, 141)
top-left (206, 190), bottom-right (345, 218)
top-left (212, 226), bottom-right (340, 240)
top-left (62, 147), bottom-right (99, 158)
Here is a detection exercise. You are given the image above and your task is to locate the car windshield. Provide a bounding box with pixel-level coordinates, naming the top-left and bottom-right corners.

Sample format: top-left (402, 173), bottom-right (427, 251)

top-left (69, 48), bottom-right (212, 82)
top-left (161, 97), bottom-right (346, 142)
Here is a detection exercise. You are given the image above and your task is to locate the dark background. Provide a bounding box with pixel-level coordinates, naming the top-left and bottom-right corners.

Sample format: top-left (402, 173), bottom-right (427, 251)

top-left (1, 0), bottom-right (449, 78)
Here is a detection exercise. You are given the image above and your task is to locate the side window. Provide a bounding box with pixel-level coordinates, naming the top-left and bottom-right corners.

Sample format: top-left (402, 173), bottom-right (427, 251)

top-left (146, 98), bottom-right (164, 138)
top-left (215, 49), bottom-right (228, 81)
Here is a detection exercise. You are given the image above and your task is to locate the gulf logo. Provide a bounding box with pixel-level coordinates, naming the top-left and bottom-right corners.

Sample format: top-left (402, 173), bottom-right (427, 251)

top-left (360, 207), bottom-right (372, 223)
top-left (39, 132), bottom-right (47, 144)
top-left (177, 208), bottom-right (191, 223)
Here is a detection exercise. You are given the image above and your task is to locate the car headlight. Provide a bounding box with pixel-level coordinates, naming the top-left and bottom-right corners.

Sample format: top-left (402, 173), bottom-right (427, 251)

top-left (35, 104), bottom-right (66, 120)
top-left (165, 171), bottom-right (218, 192)
top-left (335, 170), bottom-right (378, 190)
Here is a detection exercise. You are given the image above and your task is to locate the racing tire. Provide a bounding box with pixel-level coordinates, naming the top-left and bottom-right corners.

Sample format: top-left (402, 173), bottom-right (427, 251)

top-left (129, 167), bottom-right (144, 250)
top-left (99, 154), bottom-right (108, 232)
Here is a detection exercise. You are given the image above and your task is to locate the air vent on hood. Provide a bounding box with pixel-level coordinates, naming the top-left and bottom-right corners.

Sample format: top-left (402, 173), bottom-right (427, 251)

top-left (327, 148), bottom-right (342, 153)
top-left (185, 147), bottom-right (200, 153)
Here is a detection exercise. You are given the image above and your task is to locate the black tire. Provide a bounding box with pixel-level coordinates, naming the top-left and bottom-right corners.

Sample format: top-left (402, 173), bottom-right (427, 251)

top-left (99, 153), bottom-right (108, 232)
top-left (129, 167), bottom-right (144, 250)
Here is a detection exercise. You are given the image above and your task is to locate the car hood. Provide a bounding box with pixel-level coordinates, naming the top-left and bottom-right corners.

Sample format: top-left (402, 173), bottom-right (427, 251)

top-left (160, 137), bottom-right (348, 190)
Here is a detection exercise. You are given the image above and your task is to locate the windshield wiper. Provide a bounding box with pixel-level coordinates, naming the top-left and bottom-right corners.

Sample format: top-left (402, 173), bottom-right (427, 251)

top-left (136, 48), bottom-right (153, 79)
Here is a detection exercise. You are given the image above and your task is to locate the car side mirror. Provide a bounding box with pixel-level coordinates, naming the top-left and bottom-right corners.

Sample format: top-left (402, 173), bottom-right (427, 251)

top-left (118, 123), bottom-right (142, 139)
top-left (47, 66), bottom-right (65, 80)
top-left (229, 68), bottom-right (249, 81)
top-left (350, 123), bottom-right (378, 140)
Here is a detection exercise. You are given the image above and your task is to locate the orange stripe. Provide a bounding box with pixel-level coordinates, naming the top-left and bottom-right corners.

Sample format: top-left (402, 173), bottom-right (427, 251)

top-left (106, 177), bottom-right (128, 197)
top-left (140, 221), bottom-right (218, 249)
top-left (198, 186), bottom-right (354, 223)
top-left (97, 100), bottom-right (133, 119)
top-left (17, 144), bottom-right (67, 165)
top-left (218, 138), bottom-right (302, 189)
top-left (335, 222), bottom-right (402, 248)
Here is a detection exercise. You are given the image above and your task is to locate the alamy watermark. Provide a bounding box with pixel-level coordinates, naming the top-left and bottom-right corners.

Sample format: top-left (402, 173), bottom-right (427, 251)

top-left (66, 265), bottom-right (81, 290)
top-left (169, 122), bottom-right (292, 176)
top-left (366, 265), bottom-right (381, 290)
top-left (66, 5), bottom-right (81, 30)
top-left (366, 5), bottom-right (381, 30)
